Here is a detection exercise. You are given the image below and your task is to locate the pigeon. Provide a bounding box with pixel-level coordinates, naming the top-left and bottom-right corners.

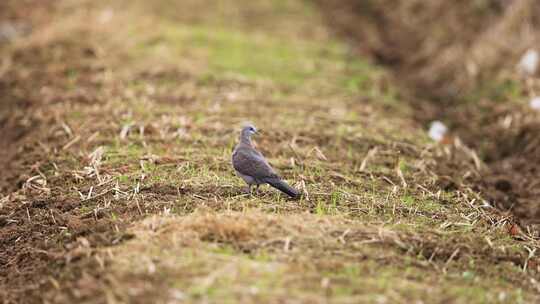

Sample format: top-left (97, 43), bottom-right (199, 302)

top-left (232, 123), bottom-right (300, 199)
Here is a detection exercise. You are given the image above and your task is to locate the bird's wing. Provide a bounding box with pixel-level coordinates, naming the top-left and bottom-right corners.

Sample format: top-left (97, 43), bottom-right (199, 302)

top-left (232, 146), bottom-right (278, 179)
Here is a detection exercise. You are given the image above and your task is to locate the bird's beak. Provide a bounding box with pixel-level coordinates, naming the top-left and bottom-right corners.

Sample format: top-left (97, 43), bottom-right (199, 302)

top-left (255, 129), bottom-right (262, 135)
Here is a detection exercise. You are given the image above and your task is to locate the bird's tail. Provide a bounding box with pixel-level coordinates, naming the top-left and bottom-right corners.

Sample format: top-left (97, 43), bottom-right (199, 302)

top-left (265, 178), bottom-right (300, 199)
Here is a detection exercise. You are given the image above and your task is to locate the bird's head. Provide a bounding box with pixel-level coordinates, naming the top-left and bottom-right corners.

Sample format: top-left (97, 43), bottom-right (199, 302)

top-left (241, 123), bottom-right (258, 137)
top-left (239, 123), bottom-right (259, 145)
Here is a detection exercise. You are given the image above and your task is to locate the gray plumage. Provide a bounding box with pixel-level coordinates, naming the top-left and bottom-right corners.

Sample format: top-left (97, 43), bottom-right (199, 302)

top-left (232, 123), bottom-right (300, 199)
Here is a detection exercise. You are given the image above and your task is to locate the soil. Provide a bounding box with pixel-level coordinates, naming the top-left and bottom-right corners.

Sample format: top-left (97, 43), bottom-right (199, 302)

top-left (317, 0), bottom-right (540, 228)
top-left (0, 2), bottom-right (138, 301)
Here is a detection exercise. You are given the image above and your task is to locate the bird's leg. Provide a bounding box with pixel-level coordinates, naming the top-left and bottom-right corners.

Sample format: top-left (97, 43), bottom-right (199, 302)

top-left (248, 184), bottom-right (253, 196)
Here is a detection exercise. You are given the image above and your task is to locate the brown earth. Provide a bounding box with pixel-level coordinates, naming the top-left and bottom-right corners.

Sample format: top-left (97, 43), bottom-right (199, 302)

top-left (317, 0), bottom-right (540, 229)
top-left (0, 1), bottom-right (142, 301)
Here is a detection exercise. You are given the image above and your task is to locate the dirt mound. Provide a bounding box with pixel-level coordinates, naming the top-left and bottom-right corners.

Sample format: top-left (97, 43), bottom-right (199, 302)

top-left (317, 0), bottom-right (540, 227)
top-left (0, 0), bottom-right (58, 194)
top-left (317, 0), bottom-right (540, 100)
top-left (0, 2), bottom-right (141, 301)
top-left (480, 111), bottom-right (540, 222)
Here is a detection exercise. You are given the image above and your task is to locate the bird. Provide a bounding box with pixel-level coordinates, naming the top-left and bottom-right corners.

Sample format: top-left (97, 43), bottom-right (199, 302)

top-left (232, 123), bottom-right (300, 199)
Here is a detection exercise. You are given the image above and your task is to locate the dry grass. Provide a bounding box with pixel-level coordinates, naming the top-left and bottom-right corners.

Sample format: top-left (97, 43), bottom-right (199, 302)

top-left (1, 0), bottom-right (540, 303)
top-left (45, 210), bottom-right (538, 303)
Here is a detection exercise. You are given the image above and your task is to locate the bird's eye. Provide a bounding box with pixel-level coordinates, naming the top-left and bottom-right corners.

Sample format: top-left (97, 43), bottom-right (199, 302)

top-left (250, 127), bottom-right (255, 131)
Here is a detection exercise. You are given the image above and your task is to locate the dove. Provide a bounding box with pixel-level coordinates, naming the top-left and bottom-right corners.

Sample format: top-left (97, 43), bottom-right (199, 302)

top-left (232, 123), bottom-right (300, 199)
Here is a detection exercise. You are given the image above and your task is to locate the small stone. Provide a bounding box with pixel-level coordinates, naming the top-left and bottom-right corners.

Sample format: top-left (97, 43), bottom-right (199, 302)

top-left (517, 49), bottom-right (539, 76)
top-left (530, 97), bottom-right (540, 111)
top-left (428, 121), bottom-right (448, 142)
